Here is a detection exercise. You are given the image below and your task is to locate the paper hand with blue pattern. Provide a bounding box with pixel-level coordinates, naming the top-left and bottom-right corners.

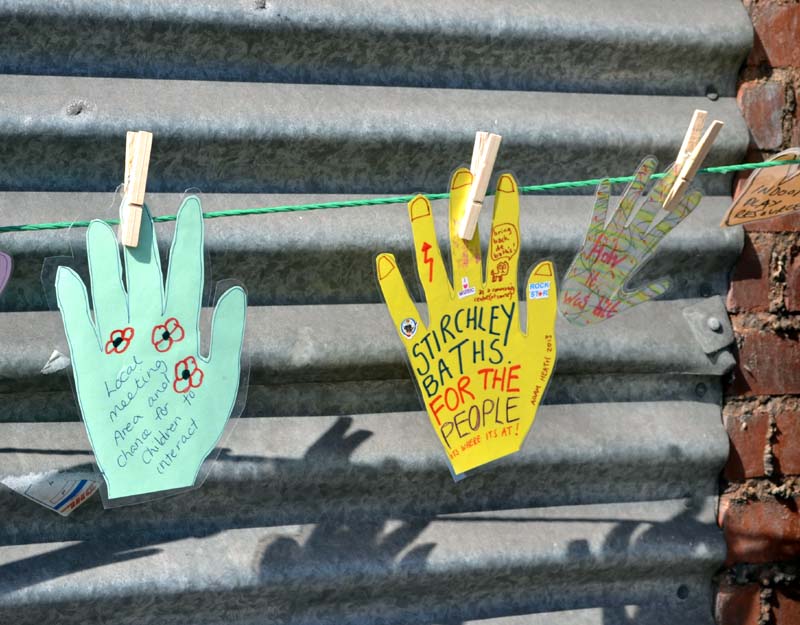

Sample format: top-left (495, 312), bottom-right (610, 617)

top-left (56, 197), bottom-right (246, 500)
top-left (559, 157), bottom-right (702, 325)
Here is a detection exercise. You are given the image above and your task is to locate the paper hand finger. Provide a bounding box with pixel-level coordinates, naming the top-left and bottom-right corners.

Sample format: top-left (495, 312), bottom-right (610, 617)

top-left (648, 189), bottom-right (702, 245)
top-left (87, 220), bottom-right (127, 338)
top-left (208, 286), bottom-right (247, 371)
top-left (484, 174), bottom-right (521, 296)
top-left (0, 252), bottom-right (13, 295)
top-left (649, 165), bottom-right (679, 205)
top-left (611, 156), bottom-right (657, 229)
top-left (408, 195), bottom-right (451, 311)
top-left (56, 266), bottom-right (99, 360)
top-left (203, 286), bottom-right (247, 446)
top-left (165, 197), bottom-right (205, 342)
top-left (376, 253), bottom-right (427, 342)
top-left (123, 204), bottom-right (164, 320)
top-left (524, 261), bottom-right (558, 337)
top-left (523, 261), bottom-right (557, 423)
top-left (448, 169), bottom-right (482, 294)
top-left (590, 179), bottom-right (611, 230)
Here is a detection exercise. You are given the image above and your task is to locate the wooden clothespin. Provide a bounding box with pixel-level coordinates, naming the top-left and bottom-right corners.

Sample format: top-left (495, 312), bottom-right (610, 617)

top-left (662, 110), bottom-right (723, 212)
top-left (458, 131), bottom-right (502, 240)
top-left (119, 130), bottom-right (153, 247)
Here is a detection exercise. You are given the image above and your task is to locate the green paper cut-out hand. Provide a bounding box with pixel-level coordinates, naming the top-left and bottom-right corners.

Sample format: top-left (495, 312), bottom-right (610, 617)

top-left (56, 197), bottom-right (247, 500)
top-left (559, 157), bottom-right (702, 325)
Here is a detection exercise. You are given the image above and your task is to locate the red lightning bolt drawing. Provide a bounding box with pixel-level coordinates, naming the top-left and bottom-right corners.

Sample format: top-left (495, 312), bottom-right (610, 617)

top-left (421, 242), bottom-right (434, 282)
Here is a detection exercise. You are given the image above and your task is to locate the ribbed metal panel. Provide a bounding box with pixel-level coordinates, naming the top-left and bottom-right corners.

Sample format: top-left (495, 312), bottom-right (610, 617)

top-left (0, 1), bottom-right (750, 624)
top-left (0, 76), bottom-right (747, 194)
top-left (0, 0), bottom-right (751, 96)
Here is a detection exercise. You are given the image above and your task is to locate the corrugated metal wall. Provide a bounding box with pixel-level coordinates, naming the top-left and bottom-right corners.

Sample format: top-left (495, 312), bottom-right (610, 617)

top-left (0, 1), bottom-right (752, 623)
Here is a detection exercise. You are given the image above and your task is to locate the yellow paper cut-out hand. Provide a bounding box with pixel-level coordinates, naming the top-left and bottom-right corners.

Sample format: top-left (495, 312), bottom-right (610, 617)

top-left (376, 170), bottom-right (557, 477)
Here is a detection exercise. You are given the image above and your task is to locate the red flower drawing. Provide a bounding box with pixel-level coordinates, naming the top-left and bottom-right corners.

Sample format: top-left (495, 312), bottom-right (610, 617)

top-left (105, 327), bottom-right (134, 355)
top-left (152, 317), bottom-right (185, 353)
top-left (173, 356), bottom-right (204, 394)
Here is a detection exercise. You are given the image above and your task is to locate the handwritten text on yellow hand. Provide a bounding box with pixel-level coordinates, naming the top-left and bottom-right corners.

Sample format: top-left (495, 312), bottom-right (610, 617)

top-left (376, 169), bottom-right (557, 476)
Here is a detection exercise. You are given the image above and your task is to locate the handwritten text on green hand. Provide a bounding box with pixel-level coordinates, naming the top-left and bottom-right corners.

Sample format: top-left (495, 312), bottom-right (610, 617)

top-left (56, 197), bottom-right (246, 500)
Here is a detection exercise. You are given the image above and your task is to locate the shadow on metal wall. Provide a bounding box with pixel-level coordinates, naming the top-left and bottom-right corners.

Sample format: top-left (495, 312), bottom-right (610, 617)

top-left (0, 417), bottom-right (716, 625)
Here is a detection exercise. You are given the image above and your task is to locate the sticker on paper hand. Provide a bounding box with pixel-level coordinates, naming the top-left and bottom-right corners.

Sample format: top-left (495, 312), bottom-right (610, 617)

top-left (559, 156), bottom-right (701, 325)
top-left (376, 171), bottom-right (557, 477)
top-left (529, 281), bottom-right (551, 300)
top-left (55, 197), bottom-right (247, 501)
top-left (400, 317), bottom-right (418, 339)
top-left (458, 277), bottom-right (476, 299)
top-left (721, 148), bottom-right (800, 227)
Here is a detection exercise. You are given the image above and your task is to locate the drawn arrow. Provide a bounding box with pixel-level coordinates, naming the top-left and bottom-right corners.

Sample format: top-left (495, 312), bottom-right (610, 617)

top-left (421, 242), bottom-right (433, 282)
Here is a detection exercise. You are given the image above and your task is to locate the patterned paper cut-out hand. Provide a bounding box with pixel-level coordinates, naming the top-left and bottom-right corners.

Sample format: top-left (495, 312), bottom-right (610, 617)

top-left (0, 251), bottom-right (12, 295)
top-left (376, 170), bottom-right (557, 477)
top-left (559, 157), bottom-right (702, 325)
top-left (56, 197), bottom-right (246, 500)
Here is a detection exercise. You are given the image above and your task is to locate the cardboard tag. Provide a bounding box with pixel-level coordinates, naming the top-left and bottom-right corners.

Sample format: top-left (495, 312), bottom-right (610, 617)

top-left (722, 149), bottom-right (800, 226)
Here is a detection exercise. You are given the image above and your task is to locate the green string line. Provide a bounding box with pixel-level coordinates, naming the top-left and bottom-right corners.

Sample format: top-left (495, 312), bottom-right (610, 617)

top-left (1, 159), bottom-right (798, 234)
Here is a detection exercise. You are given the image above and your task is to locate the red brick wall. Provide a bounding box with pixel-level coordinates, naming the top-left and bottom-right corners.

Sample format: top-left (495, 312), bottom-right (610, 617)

top-left (718, 2), bottom-right (800, 623)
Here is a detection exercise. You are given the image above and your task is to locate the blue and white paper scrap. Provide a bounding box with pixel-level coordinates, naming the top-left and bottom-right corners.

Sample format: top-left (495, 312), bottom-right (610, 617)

top-left (2, 470), bottom-right (98, 516)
